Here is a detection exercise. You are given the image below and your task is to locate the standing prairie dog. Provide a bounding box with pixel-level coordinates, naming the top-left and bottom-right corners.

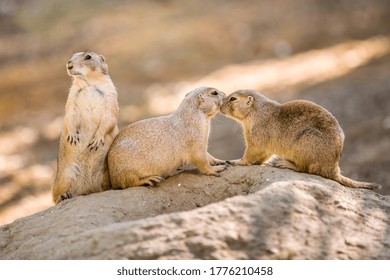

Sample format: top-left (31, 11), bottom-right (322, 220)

top-left (220, 89), bottom-right (381, 190)
top-left (108, 87), bottom-right (227, 189)
top-left (53, 51), bottom-right (119, 204)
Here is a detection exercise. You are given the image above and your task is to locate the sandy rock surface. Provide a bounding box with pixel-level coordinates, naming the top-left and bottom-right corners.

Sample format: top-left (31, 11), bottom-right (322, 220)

top-left (1, 166), bottom-right (389, 259)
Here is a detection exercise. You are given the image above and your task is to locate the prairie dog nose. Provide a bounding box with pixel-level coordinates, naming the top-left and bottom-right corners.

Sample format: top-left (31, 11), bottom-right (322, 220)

top-left (66, 61), bottom-right (73, 70)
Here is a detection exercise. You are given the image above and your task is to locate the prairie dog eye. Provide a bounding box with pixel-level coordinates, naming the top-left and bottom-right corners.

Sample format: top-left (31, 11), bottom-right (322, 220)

top-left (229, 96), bottom-right (237, 101)
top-left (211, 90), bottom-right (219, 96)
top-left (84, 55), bottom-right (92, 60)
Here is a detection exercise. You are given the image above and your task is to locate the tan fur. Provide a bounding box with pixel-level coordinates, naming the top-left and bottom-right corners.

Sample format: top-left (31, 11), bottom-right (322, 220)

top-left (108, 87), bottom-right (227, 189)
top-left (221, 89), bottom-right (381, 190)
top-left (53, 52), bottom-right (119, 204)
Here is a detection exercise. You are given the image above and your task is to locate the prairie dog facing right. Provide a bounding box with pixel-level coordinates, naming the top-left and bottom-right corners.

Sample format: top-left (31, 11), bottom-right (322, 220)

top-left (108, 87), bottom-right (227, 189)
top-left (220, 89), bottom-right (381, 190)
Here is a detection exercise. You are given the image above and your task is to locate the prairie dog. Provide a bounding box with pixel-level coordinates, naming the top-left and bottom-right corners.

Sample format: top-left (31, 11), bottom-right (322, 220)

top-left (220, 89), bottom-right (381, 190)
top-left (108, 87), bottom-right (227, 189)
top-left (53, 51), bottom-right (120, 204)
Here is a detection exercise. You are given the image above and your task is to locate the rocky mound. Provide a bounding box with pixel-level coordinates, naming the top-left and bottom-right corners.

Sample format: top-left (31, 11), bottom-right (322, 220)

top-left (0, 166), bottom-right (389, 259)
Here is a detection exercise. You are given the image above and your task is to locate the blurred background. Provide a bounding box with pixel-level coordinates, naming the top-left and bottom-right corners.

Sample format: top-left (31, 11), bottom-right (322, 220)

top-left (0, 0), bottom-right (389, 226)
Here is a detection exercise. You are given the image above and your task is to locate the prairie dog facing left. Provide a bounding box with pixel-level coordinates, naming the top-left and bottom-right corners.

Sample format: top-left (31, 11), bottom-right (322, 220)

top-left (108, 87), bottom-right (227, 189)
top-left (221, 89), bottom-right (381, 190)
top-left (53, 51), bottom-right (119, 204)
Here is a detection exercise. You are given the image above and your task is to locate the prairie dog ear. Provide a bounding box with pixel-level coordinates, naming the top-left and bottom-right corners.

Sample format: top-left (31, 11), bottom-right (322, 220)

top-left (247, 96), bottom-right (254, 106)
top-left (198, 93), bottom-right (205, 103)
top-left (100, 55), bottom-right (106, 63)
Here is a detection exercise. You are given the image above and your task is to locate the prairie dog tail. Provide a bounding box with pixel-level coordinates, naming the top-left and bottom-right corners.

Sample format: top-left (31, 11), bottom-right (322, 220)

top-left (335, 174), bottom-right (382, 190)
top-left (267, 156), bottom-right (382, 190)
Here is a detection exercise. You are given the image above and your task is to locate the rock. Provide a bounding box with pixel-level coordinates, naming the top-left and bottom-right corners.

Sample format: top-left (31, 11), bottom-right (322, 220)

top-left (0, 166), bottom-right (389, 259)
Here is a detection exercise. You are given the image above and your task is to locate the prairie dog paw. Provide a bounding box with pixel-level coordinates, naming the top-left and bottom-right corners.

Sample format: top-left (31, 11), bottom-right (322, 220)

top-left (58, 192), bottom-right (74, 203)
top-left (210, 159), bottom-right (228, 166)
top-left (143, 176), bottom-right (165, 187)
top-left (213, 164), bottom-right (227, 173)
top-left (227, 159), bottom-right (251, 166)
top-left (202, 165), bottom-right (226, 177)
top-left (66, 131), bottom-right (80, 145)
top-left (207, 153), bottom-right (227, 166)
top-left (88, 135), bottom-right (105, 151)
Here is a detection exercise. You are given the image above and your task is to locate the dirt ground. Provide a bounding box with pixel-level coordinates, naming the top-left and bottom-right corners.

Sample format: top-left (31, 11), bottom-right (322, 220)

top-left (0, 0), bottom-right (389, 226)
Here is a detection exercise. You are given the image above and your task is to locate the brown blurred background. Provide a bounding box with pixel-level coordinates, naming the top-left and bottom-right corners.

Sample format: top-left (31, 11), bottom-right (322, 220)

top-left (0, 0), bottom-right (389, 226)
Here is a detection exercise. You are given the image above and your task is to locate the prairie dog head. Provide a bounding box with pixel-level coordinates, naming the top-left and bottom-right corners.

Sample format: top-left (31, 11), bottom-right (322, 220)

top-left (184, 87), bottom-right (226, 118)
top-left (66, 51), bottom-right (108, 78)
top-left (221, 90), bottom-right (262, 121)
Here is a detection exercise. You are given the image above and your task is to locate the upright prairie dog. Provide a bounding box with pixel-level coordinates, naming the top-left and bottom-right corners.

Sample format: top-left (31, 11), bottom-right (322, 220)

top-left (53, 52), bottom-right (120, 204)
top-left (221, 89), bottom-right (381, 190)
top-left (108, 87), bottom-right (227, 189)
